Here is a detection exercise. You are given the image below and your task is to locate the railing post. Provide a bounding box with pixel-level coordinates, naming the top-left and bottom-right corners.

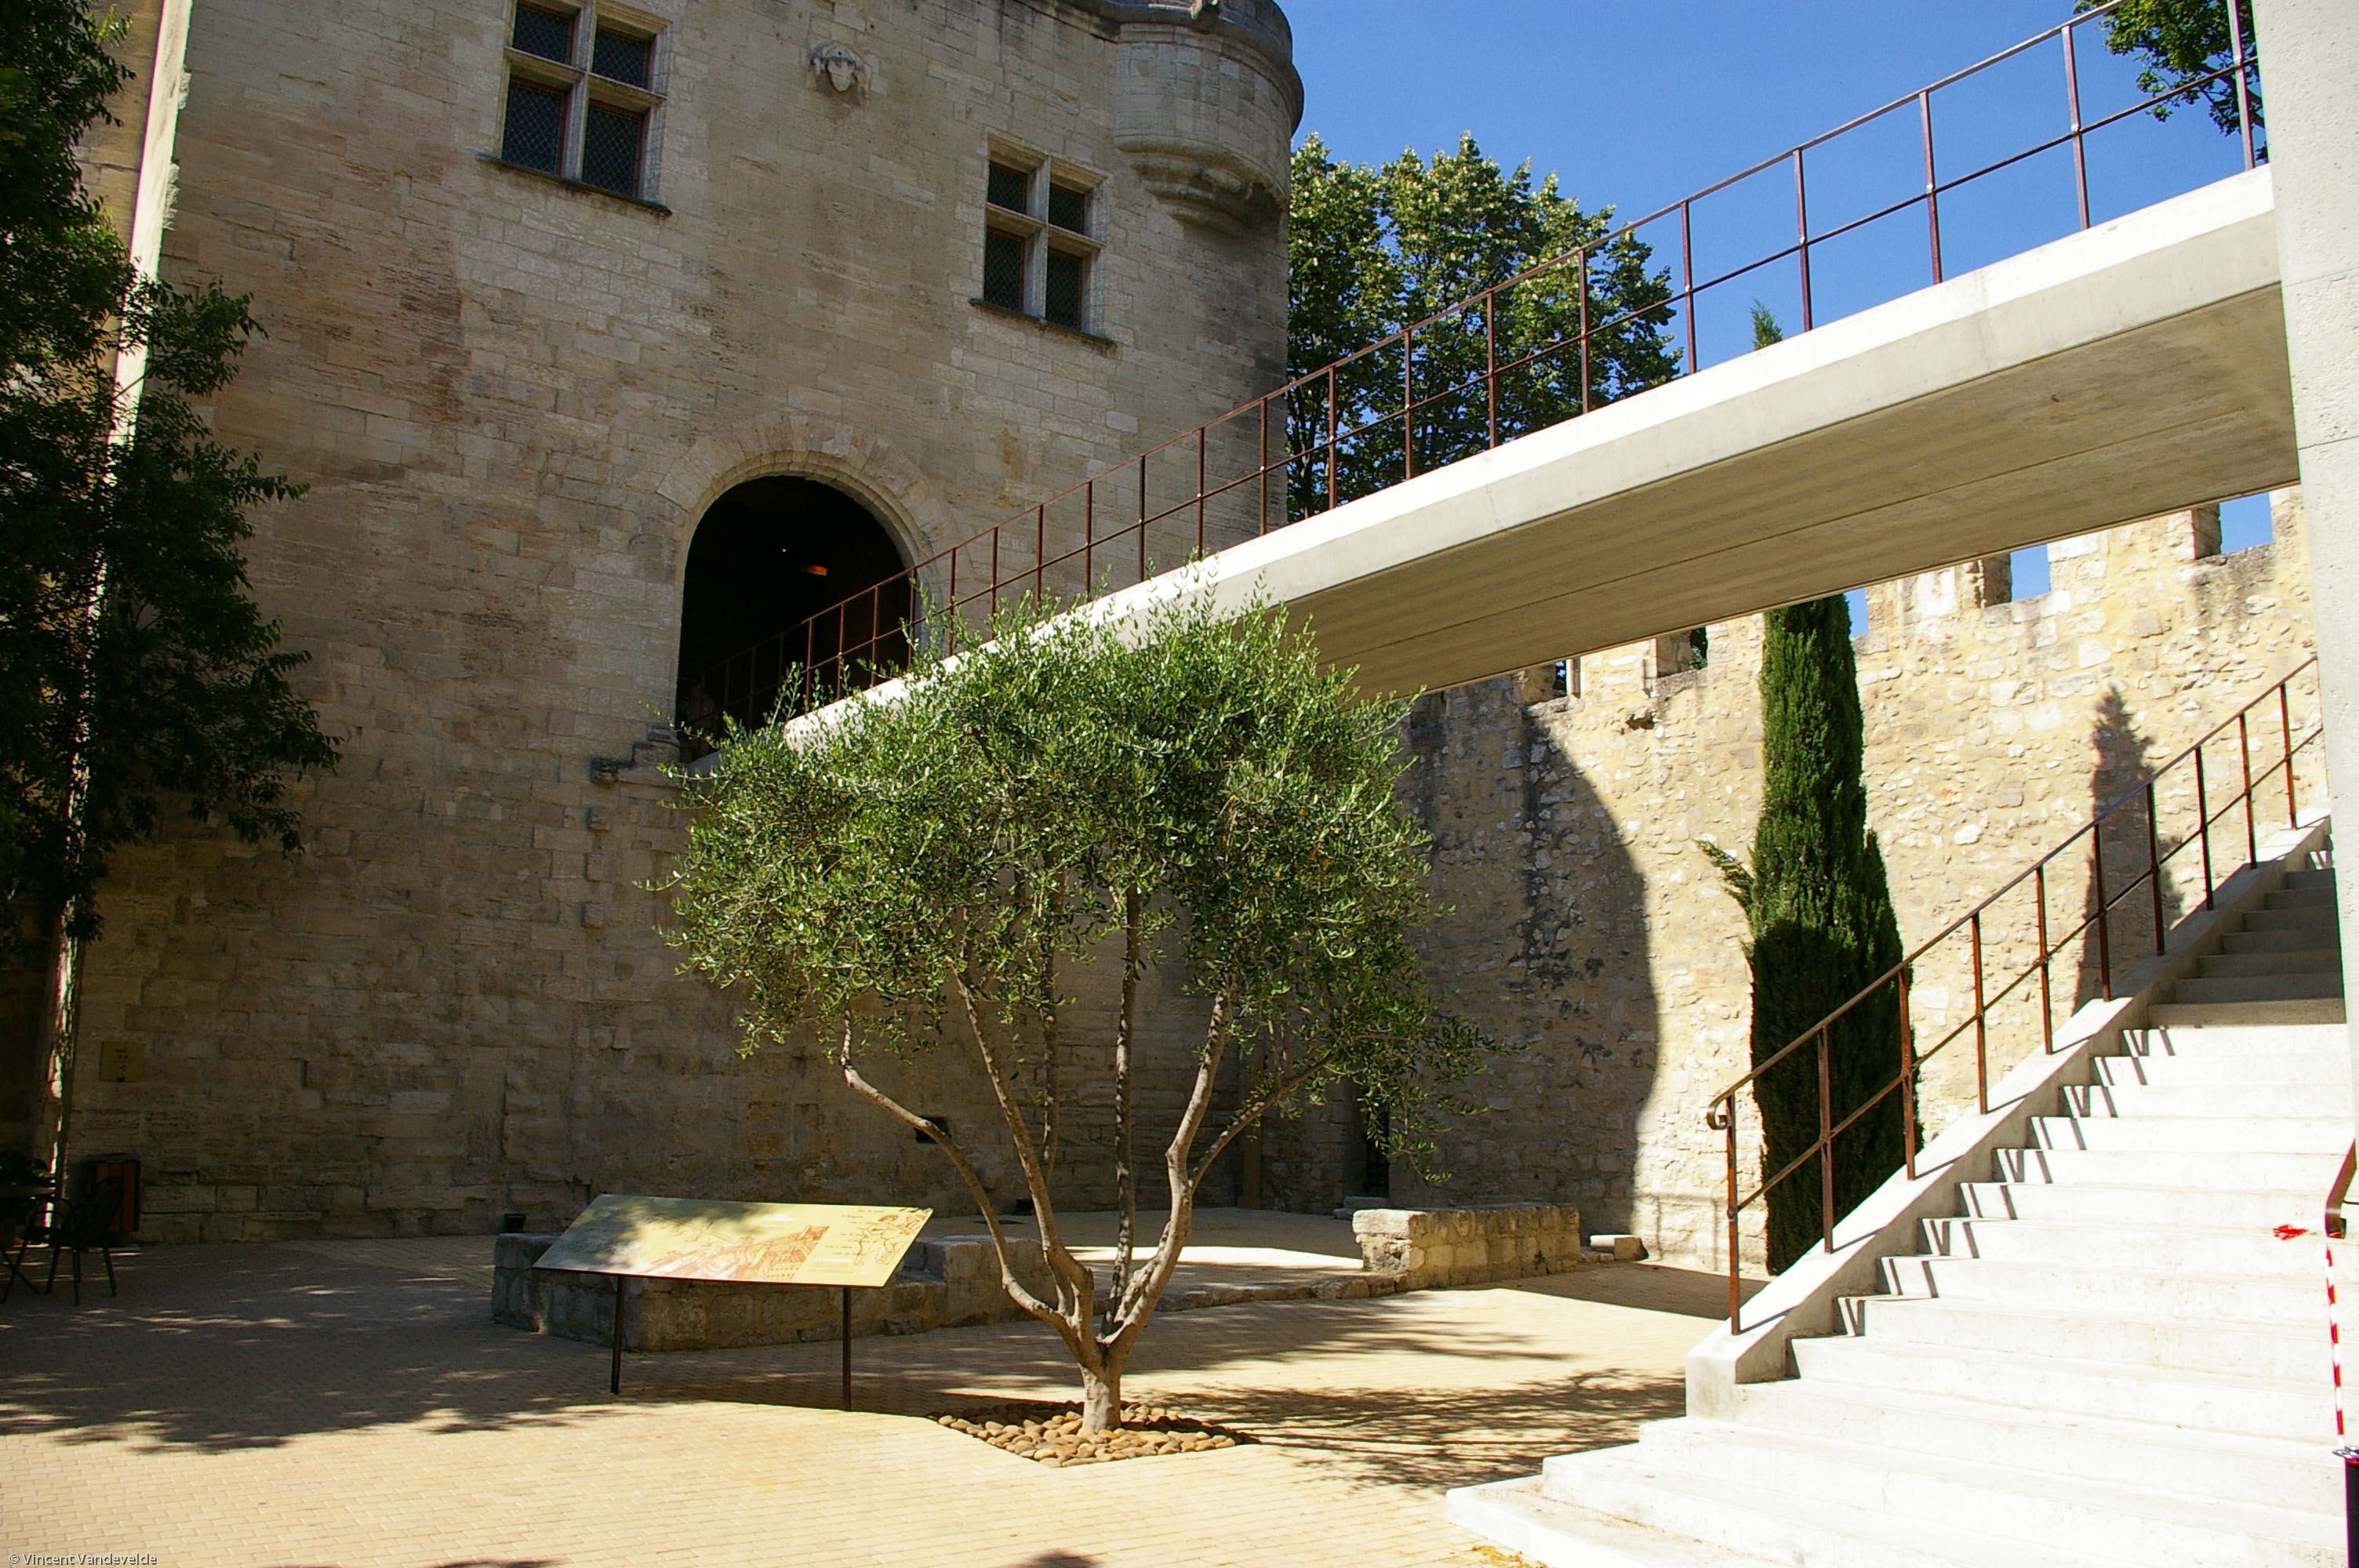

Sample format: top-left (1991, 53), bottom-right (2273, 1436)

top-left (1401, 324), bottom-right (1416, 481)
top-left (1578, 246), bottom-right (1593, 412)
top-left (2146, 779), bottom-right (2167, 956)
top-left (1196, 423), bottom-right (1207, 553)
top-left (1970, 913), bottom-right (1988, 1116)
top-left (2224, 0), bottom-right (2255, 172)
top-left (1325, 365), bottom-right (1339, 512)
top-left (2061, 21), bottom-right (2092, 231)
top-left (1793, 150), bottom-right (1814, 332)
top-left (2035, 862), bottom-right (2055, 1051)
top-left (1485, 288), bottom-right (1499, 448)
top-left (1083, 478), bottom-right (1095, 593)
top-left (2281, 684), bottom-right (2299, 827)
top-left (1723, 1103), bottom-right (1741, 1331)
top-left (1899, 966), bottom-right (1917, 1179)
top-left (1138, 454), bottom-right (1149, 586)
top-left (1919, 90), bottom-right (1943, 285)
top-left (2240, 710), bottom-right (2258, 862)
top-left (2092, 832), bottom-right (2114, 1002)
top-left (1819, 1025), bottom-right (1835, 1254)
top-left (1034, 505), bottom-right (1046, 601)
top-left (989, 527), bottom-right (1000, 618)
top-left (1680, 205), bottom-right (1698, 374)
top-left (2195, 742), bottom-right (2215, 909)
top-left (1257, 396), bottom-right (1270, 538)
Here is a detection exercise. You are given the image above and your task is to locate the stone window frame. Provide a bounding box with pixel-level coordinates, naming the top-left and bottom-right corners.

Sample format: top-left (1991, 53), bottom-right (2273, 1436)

top-left (977, 138), bottom-right (1107, 338)
top-left (496, 0), bottom-right (671, 209)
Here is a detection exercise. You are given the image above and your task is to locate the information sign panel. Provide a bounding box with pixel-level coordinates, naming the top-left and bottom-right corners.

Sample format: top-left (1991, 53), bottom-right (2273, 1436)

top-left (536, 1195), bottom-right (931, 1289)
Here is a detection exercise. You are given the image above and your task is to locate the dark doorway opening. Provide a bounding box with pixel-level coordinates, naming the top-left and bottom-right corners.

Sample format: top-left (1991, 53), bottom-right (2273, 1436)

top-left (677, 476), bottom-right (911, 739)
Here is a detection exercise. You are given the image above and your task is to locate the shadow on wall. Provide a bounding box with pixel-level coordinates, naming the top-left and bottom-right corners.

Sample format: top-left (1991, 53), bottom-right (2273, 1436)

top-left (1318, 681), bottom-right (1662, 1233)
top-left (2076, 687), bottom-right (2181, 1007)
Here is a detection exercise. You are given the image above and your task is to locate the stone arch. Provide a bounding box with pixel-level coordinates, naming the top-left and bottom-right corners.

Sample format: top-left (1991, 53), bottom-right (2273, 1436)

top-left (653, 414), bottom-right (954, 605)
top-left (654, 417), bottom-right (959, 718)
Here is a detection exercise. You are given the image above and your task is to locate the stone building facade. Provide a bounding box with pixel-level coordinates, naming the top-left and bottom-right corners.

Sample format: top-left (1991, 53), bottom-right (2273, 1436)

top-left (12, 0), bottom-right (1301, 1239)
top-left (19, 2), bottom-right (2328, 1266)
top-left (1320, 495), bottom-right (2319, 1270)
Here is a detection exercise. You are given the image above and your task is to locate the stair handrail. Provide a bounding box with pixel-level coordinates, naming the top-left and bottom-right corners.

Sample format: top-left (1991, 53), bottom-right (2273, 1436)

top-left (692, 0), bottom-right (2263, 728)
top-left (1709, 657), bottom-right (2324, 1330)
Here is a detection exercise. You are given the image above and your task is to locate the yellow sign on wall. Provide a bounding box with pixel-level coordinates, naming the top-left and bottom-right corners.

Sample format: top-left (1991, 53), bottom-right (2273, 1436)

top-left (535, 1195), bottom-right (931, 1288)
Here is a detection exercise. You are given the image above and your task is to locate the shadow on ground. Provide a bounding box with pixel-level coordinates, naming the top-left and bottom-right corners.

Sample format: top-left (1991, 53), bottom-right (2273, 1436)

top-left (0, 1240), bottom-right (1731, 1465)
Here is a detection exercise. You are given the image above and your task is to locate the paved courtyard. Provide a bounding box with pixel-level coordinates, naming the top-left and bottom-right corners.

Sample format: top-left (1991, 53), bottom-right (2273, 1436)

top-left (0, 1235), bottom-right (1740, 1567)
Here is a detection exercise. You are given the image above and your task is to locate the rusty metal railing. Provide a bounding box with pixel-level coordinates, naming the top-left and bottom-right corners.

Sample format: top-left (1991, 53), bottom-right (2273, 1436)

top-left (1710, 659), bottom-right (2323, 1331)
top-left (696, 0), bottom-right (2266, 728)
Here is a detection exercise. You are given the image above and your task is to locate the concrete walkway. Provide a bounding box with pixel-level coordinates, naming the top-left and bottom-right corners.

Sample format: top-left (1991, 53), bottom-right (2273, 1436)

top-left (0, 1235), bottom-right (1743, 1568)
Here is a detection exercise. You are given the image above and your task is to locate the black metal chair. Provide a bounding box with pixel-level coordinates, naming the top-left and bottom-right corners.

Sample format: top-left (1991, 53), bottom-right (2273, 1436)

top-left (42, 1176), bottom-right (125, 1305)
top-left (1, 1190), bottom-right (49, 1304)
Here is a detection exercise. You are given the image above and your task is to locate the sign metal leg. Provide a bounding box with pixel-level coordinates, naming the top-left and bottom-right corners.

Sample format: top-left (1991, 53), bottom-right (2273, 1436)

top-left (841, 1285), bottom-right (852, 1410)
top-left (611, 1275), bottom-right (625, 1396)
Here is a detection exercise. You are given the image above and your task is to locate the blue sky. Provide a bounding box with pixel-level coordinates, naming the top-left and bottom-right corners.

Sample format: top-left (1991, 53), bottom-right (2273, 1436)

top-left (1281, 1), bottom-right (2273, 603)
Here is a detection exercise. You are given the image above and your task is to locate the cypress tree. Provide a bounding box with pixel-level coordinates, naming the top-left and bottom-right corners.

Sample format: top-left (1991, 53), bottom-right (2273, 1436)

top-left (1707, 307), bottom-right (1909, 1273)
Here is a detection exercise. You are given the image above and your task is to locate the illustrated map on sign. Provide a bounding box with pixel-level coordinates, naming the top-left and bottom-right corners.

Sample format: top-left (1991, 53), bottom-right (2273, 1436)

top-left (536, 1196), bottom-right (932, 1288)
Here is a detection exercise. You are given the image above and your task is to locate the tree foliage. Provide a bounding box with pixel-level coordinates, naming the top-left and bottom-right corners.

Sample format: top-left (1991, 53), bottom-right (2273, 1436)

top-left (2077, 0), bottom-right (2260, 136)
top-left (3, 0), bottom-right (338, 1174)
top-left (664, 593), bottom-right (1491, 1428)
top-left (1285, 133), bottom-right (1678, 521)
top-left (1704, 309), bottom-right (1907, 1276)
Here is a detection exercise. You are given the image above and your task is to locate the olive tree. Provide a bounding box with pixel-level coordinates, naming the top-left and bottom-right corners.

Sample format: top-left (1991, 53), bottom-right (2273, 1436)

top-left (663, 593), bottom-right (1488, 1429)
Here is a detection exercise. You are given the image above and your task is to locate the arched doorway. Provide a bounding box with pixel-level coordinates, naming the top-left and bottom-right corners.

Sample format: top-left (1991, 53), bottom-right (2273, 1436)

top-left (675, 476), bottom-right (912, 741)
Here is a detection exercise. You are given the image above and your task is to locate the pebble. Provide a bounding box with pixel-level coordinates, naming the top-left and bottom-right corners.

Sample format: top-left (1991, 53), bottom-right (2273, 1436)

top-left (932, 1401), bottom-right (1247, 1465)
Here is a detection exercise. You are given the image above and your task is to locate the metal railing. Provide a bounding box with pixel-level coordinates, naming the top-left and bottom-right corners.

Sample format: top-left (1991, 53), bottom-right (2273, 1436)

top-left (1709, 659), bottom-right (2324, 1331)
top-left (697, 0), bottom-right (2265, 727)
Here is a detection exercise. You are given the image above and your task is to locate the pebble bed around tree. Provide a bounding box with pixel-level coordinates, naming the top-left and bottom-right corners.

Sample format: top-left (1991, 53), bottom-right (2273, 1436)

top-left (932, 1401), bottom-right (1249, 1465)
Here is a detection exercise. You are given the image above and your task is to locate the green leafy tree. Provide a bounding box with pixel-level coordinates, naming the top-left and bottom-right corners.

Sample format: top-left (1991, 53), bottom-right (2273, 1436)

top-left (3, 2), bottom-right (339, 1185)
top-left (1701, 307), bottom-right (1906, 1274)
top-left (1285, 133), bottom-right (1678, 521)
top-left (665, 593), bottom-right (1490, 1429)
top-left (2077, 0), bottom-right (2260, 136)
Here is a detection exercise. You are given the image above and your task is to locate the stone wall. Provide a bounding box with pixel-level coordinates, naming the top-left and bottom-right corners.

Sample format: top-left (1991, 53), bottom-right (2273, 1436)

top-left (22, 0), bottom-right (1299, 1240)
top-left (1296, 495), bottom-right (2320, 1271)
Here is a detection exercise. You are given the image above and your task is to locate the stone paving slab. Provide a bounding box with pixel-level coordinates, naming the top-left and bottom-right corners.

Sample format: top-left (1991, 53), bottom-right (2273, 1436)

top-left (0, 1237), bottom-right (1749, 1568)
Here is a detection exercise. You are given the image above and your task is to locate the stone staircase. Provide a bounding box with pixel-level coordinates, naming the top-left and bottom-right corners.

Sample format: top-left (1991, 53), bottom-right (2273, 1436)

top-left (1453, 861), bottom-right (2354, 1566)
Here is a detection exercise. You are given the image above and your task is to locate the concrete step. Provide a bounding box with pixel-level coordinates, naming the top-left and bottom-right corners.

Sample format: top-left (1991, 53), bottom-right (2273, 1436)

top-left (2122, 1022), bottom-right (2353, 1059)
top-left (1789, 1335), bottom-right (2333, 1439)
top-left (2066, 1080), bottom-right (2345, 1119)
top-left (1835, 1294), bottom-right (2328, 1383)
top-left (1728, 1378), bottom-right (2343, 1511)
top-left (2027, 1112), bottom-right (2351, 1154)
top-left (2148, 996), bottom-right (2347, 1025)
top-left (1917, 1215), bottom-right (2320, 1276)
top-left (1995, 1145), bottom-right (2348, 1190)
top-left (2171, 973), bottom-right (2346, 1005)
top-left (1620, 1417), bottom-right (2339, 1566)
top-left (2223, 927), bottom-right (2345, 955)
top-left (1446, 1475), bottom-right (1778, 1568)
top-left (1447, 1469), bottom-right (2112, 1568)
top-left (2267, 885), bottom-right (2339, 909)
top-left (1521, 1454), bottom-right (2125, 1568)
top-left (2282, 867), bottom-right (2339, 891)
top-left (2241, 906), bottom-right (2339, 932)
top-left (2201, 947), bottom-right (2344, 978)
top-left (2094, 1052), bottom-right (2345, 1091)
top-left (1873, 1253), bottom-right (2319, 1327)
top-left (1958, 1178), bottom-right (2324, 1229)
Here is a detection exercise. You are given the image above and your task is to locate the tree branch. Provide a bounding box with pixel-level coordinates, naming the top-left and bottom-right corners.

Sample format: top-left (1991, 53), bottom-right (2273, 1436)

top-left (837, 1042), bottom-right (1063, 1331)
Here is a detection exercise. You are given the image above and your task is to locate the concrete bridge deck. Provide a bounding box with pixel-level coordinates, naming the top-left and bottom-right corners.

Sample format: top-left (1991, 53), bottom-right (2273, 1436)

top-left (1093, 167), bottom-right (2293, 697)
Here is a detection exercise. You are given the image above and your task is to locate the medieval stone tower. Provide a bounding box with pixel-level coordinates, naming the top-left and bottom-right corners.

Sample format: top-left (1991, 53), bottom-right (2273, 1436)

top-left (21, 0), bottom-right (1300, 1239)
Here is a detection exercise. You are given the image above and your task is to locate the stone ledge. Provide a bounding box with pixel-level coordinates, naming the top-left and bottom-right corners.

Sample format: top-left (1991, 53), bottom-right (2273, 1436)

top-left (1351, 1201), bottom-right (1587, 1289)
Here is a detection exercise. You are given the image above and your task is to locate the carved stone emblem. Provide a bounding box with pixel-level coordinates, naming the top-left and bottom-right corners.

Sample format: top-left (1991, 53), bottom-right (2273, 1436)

top-left (809, 41), bottom-right (869, 98)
